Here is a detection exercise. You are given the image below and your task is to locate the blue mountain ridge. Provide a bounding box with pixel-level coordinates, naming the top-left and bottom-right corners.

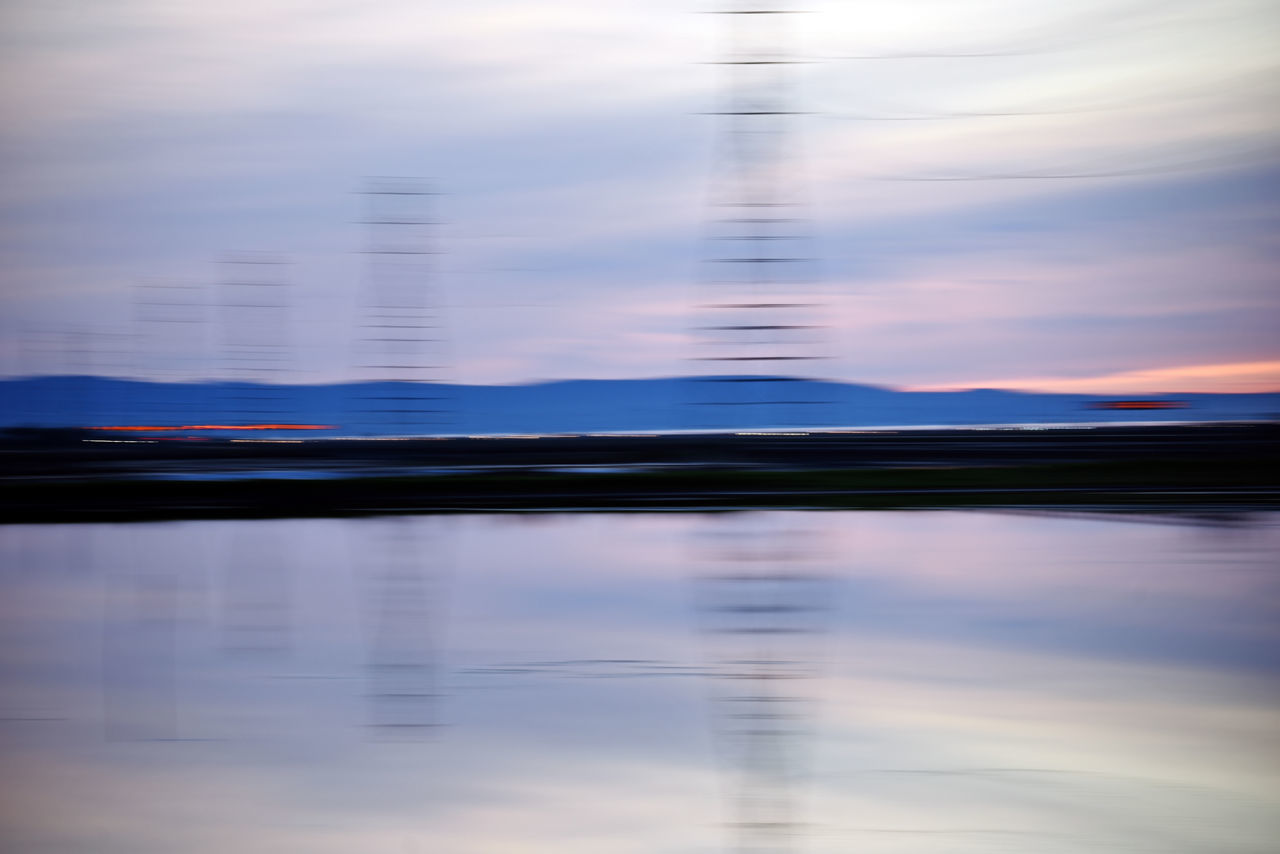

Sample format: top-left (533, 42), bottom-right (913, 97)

top-left (1, 375), bottom-right (1276, 435)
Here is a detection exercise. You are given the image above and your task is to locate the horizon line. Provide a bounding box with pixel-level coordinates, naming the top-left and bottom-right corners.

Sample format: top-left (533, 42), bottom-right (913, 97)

top-left (4, 373), bottom-right (1279, 397)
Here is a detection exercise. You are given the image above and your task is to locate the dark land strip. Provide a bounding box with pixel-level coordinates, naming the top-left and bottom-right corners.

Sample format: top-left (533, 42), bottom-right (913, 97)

top-left (3, 423), bottom-right (1276, 522)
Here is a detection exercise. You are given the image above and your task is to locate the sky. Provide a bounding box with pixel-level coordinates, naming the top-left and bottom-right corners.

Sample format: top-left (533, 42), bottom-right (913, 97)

top-left (1, 0), bottom-right (1277, 393)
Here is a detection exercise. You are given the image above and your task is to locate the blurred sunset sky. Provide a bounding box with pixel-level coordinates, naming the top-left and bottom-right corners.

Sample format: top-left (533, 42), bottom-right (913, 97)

top-left (1, 0), bottom-right (1276, 393)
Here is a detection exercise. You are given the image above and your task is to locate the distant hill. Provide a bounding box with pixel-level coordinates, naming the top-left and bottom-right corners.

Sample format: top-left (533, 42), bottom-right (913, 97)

top-left (1, 375), bottom-right (1276, 436)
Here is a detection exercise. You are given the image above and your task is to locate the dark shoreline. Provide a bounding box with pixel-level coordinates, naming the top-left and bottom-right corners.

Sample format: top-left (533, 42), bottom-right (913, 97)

top-left (5, 459), bottom-right (1277, 523)
top-left (4, 423), bottom-right (1276, 522)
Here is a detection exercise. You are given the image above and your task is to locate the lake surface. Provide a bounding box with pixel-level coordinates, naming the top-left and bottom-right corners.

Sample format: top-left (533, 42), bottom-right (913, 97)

top-left (1, 510), bottom-right (1277, 853)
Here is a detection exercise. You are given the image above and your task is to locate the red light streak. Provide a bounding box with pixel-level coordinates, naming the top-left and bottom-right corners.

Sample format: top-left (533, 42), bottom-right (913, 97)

top-left (1086, 401), bottom-right (1188, 410)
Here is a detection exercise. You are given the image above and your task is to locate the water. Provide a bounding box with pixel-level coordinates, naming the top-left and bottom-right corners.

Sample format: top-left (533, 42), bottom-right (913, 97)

top-left (1, 511), bottom-right (1277, 853)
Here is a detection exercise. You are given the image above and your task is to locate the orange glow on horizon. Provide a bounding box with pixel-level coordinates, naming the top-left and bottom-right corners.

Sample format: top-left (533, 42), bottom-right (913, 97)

top-left (906, 360), bottom-right (1280, 395)
top-left (92, 424), bottom-right (334, 432)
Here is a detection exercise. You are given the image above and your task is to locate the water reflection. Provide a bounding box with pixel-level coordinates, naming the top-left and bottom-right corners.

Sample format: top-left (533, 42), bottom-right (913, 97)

top-left (219, 522), bottom-right (294, 657)
top-left (360, 517), bottom-right (447, 739)
top-left (693, 517), bottom-right (831, 852)
top-left (102, 530), bottom-right (179, 742)
top-left (0, 511), bottom-right (1276, 853)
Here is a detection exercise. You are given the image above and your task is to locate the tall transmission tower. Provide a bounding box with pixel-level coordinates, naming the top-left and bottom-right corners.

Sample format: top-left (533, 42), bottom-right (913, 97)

top-left (351, 177), bottom-right (449, 436)
top-left (64, 325), bottom-right (131, 428)
top-left (691, 0), bottom-right (828, 431)
top-left (350, 181), bottom-right (452, 735)
top-left (133, 283), bottom-right (208, 428)
top-left (218, 252), bottom-right (294, 428)
top-left (688, 8), bottom-right (833, 853)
